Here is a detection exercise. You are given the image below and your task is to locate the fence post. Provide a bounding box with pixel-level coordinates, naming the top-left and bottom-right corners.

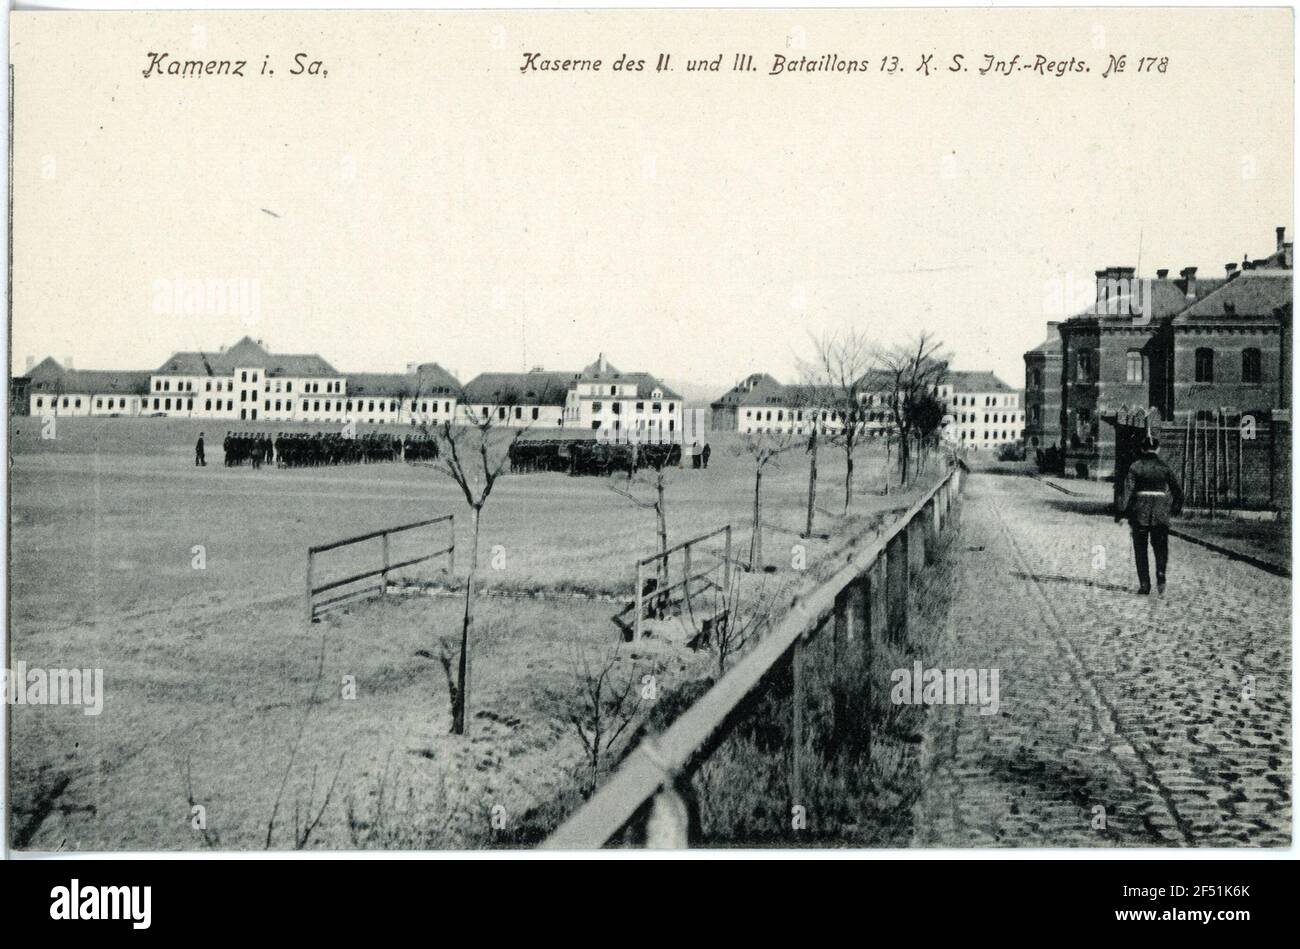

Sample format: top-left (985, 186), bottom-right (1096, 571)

top-left (646, 786), bottom-right (689, 849)
top-left (924, 499), bottom-right (939, 563)
top-left (305, 550), bottom-right (315, 625)
top-left (791, 637), bottom-right (804, 810)
top-left (886, 530), bottom-right (909, 643)
top-left (683, 543), bottom-right (693, 617)
top-left (723, 525), bottom-right (732, 591)
top-left (381, 530), bottom-right (390, 592)
top-left (635, 559), bottom-right (644, 641)
top-left (447, 514), bottom-right (456, 579)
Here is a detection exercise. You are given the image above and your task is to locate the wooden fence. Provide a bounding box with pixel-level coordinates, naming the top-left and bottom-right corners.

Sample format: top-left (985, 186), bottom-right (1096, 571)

top-left (629, 525), bottom-right (732, 640)
top-left (306, 515), bottom-right (455, 623)
top-left (543, 465), bottom-right (961, 848)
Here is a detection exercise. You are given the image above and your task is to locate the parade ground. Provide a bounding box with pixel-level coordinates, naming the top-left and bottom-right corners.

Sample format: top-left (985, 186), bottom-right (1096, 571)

top-left (8, 417), bottom-right (1289, 849)
top-left (8, 415), bottom-right (927, 849)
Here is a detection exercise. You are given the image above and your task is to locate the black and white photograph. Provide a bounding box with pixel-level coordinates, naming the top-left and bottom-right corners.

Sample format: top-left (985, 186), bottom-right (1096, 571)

top-left (1, 3), bottom-right (1294, 893)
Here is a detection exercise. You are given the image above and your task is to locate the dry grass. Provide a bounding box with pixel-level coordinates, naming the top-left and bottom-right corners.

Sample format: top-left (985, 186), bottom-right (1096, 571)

top-left (9, 415), bottom-right (948, 849)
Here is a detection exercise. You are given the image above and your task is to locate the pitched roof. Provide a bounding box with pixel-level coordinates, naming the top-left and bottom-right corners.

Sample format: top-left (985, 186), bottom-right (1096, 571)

top-left (711, 373), bottom-right (788, 408)
top-left (156, 336), bottom-right (338, 377)
top-left (1026, 332), bottom-right (1062, 355)
top-left (412, 363), bottom-right (462, 395)
top-left (22, 356), bottom-right (66, 382)
top-left (1174, 271), bottom-right (1293, 324)
top-left (30, 368), bottom-right (151, 395)
top-left (575, 357), bottom-right (680, 400)
top-left (343, 364), bottom-right (463, 398)
top-left (947, 370), bottom-right (1013, 393)
top-left (462, 371), bottom-right (572, 406)
top-left (344, 373), bottom-right (419, 397)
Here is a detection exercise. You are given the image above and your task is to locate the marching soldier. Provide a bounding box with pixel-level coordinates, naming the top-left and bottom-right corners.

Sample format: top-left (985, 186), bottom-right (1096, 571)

top-left (1116, 435), bottom-right (1184, 596)
top-left (195, 432), bottom-right (206, 467)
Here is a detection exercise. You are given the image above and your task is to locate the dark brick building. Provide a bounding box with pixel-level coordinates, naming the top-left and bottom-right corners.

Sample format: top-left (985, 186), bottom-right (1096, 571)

top-left (1027, 225), bottom-right (1292, 478)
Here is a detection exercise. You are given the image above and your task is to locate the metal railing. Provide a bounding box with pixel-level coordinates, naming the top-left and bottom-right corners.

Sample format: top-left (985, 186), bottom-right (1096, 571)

top-left (306, 515), bottom-right (455, 623)
top-left (542, 465), bottom-right (961, 849)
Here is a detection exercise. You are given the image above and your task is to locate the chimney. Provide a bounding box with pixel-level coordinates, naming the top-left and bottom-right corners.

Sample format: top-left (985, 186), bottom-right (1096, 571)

top-left (25, 355), bottom-right (34, 372)
top-left (1156, 268), bottom-right (1169, 279)
top-left (64, 356), bottom-right (73, 370)
top-left (597, 352), bottom-right (608, 373)
top-left (1277, 226), bottom-right (1287, 251)
top-left (406, 362), bottom-right (418, 374)
top-left (1226, 262), bottom-right (1239, 279)
top-left (1094, 269), bottom-right (1109, 305)
top-left (1180, 266), bottom-right (1198, 299)
top-left (1286, 243), bottom-right (1294, 269)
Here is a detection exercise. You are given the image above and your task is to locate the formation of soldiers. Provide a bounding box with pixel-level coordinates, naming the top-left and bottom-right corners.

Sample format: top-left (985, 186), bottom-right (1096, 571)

top-left (402, 434), bottom-right (439, 463)
top-left (222, 431), bottom-right (274, 468)
top-left (219, 431), bottom-right (439, 468)
top-left (508, 439), bottom-right (687, 476)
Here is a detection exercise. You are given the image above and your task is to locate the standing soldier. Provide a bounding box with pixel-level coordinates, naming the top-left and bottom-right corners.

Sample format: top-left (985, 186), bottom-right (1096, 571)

top-left (701, 442), bottom-right (711, 469)
top-left (195, 432), bottom-right (206, 467)
top-left (1116, 435), bottom-right (1184, 595)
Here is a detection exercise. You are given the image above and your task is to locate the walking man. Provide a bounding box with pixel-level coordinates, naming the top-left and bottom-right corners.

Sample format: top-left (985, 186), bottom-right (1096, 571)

top-left (1116, 435), bottom-right (1184, 595)
top-left (195, 431), bottom-right (206, 467)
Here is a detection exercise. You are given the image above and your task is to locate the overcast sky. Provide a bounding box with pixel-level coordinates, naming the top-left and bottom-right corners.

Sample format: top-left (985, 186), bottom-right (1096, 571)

top-left (9, 9), bottom-right (1292, 393)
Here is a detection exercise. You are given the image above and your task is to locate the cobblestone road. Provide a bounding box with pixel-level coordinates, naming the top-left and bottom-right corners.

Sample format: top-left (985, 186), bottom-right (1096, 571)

top-left (912, 471), bottom-right (1291, 847)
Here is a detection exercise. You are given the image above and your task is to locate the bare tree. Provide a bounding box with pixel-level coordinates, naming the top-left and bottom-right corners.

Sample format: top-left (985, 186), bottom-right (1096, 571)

top-left (680, 568), bottom-right (782, 675)
top-left (610, 463), bottom-right (672, 598)
top-left (808, 329), bottom-right (876, 512)
top-left (875, 332), bottom-right (949, 488)
top-left (410, 410), bottom-right (524, 735)
top-left (787, 368), bottom-right (835, 538)
top-left (737, 429), bottom-right (797, 572)
top-left (565, 641), bottom-right (644, 797)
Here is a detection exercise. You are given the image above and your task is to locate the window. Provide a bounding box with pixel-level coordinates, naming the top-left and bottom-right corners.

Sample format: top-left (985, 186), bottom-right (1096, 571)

top-left (1195, 348), bottom-right (1214, 383)
top-left (532, 407), bottom-right (539, 421)
top-left (1242, 348), bottom-right (1262, 384)
top-left (1030, 369), bottom-right (1042, 388)
top-left (515, 406), bottom-right (522, 419)
top-left (1076, 352), bottom-right (1092, 381)
top-left (251, 373), bottom-right (258, 383)
top-left (636, 402), bottom-right (644, 412)
top-left (96, 399), bottom-right (103, 409)
top-left (593, 401), bottom-right (603, 413)
top-left (241, 371), bottom-right (247, 382)
top-left (265, 400), bottom-right (271, 411)
top-left (287, 382), bottom-right (293, 393)
top-left (1125, 349), bottom-right (1145, 383)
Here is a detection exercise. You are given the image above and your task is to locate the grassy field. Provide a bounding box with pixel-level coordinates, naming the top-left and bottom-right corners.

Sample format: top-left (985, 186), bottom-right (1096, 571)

top-left (7, 415), bottom-right (946, 849)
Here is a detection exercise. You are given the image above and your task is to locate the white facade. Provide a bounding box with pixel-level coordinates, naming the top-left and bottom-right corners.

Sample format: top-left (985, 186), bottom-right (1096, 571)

top-left (465, 402), bottom-right (565, 428)
top-left (949, 390), bottom-right (1024, 452)
top-left (30, 392), bottom-right (146, 417)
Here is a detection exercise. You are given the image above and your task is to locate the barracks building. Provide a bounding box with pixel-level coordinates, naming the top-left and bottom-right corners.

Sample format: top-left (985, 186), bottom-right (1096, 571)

top-left (1025, 224), bottom-right (1293, 478)
top-left (17, 337), bottom-right (683, 434)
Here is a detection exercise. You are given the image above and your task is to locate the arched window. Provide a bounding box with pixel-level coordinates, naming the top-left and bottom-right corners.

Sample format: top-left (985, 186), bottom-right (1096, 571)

top-left (1125, 349), bottom-right (1145, 383)
top-left (1242, 348), bottom-right (1262, 384)
top-left (1195, 348), bottom-right (1214, 383)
